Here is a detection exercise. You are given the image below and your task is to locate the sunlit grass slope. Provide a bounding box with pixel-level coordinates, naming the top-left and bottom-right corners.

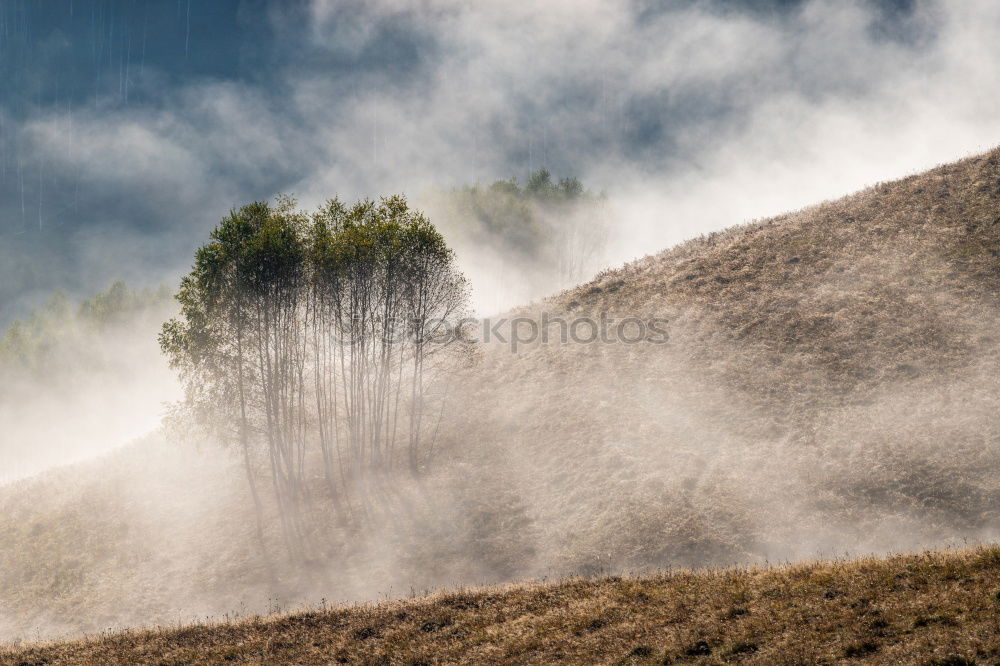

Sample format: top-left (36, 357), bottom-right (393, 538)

top-left (4, 546), bottom-right (1000, 665)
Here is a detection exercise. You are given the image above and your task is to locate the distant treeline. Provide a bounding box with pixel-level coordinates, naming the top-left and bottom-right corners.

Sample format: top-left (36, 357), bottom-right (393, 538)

top-left (0, 281), bottom-right (171, 379)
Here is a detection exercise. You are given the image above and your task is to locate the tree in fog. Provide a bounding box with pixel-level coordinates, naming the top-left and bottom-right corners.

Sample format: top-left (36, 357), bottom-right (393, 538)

top-left (308, 196), bottom-right (471, 478)
top-left (525, 170), bottom-right (609, 288)
top-left (159, 201), bottom-right (293, 551)
top-left (161, 195), bottom-right (470, 558)
top-left (427, 169), bottom-right (610, 290)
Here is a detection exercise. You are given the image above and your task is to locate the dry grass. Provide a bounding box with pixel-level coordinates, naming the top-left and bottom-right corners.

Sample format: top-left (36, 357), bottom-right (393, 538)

top-left (547, 146), bottom-right (1000, 402)
top-left (5, 546), bottom-right (1000, 665)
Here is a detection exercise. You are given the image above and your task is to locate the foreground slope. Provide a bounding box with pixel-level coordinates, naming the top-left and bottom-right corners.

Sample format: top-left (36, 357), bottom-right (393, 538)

top-left (2, 147), bottom-right (1000, 641)
top-left (4, 546), bottom-right (1000, 665)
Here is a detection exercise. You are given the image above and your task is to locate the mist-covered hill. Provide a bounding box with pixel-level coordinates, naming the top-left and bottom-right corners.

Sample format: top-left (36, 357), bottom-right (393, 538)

top-left (2, 148), bottom-right (999, 642)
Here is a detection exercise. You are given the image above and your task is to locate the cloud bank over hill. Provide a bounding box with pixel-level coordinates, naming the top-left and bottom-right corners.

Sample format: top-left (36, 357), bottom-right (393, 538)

top-left (2, 0), bottom-right (1000, 317)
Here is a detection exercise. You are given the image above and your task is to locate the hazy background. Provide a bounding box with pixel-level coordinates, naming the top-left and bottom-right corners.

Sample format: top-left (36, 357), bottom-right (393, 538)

top-left (2, 0), bottom-right (1000, 323)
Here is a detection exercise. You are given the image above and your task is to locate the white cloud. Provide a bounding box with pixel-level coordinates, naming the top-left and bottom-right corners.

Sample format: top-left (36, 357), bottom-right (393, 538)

top-left (11, 0), bottom-right (1000, 310)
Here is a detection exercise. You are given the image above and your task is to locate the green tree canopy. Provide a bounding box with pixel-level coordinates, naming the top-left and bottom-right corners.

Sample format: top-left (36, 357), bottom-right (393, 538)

top-left (161, 195), bottom-right (470, 560)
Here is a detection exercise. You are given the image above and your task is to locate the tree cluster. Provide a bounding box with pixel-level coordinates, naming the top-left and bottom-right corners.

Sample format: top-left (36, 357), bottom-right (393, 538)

top-left (160, 196), bottom-right (471, 557)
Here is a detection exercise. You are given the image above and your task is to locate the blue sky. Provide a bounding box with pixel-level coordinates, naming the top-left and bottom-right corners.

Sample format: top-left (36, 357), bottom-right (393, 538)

top-left (0, 0), bottom-right (996, 323)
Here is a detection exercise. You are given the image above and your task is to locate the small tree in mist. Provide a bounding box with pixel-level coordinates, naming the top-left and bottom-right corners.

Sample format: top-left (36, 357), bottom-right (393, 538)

top-left (427, 169), bottom-right (610, 292)
top-left (526, 170), bottom-right (607, 288)
top-left (161, 195), bottom-right (471, 559)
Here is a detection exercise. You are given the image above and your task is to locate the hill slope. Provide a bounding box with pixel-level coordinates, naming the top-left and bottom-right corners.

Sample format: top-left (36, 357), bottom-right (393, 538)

top-left (4, 546), bottom-right (1000, 665)
top-left (2, 147), bottom-right (1000, 642)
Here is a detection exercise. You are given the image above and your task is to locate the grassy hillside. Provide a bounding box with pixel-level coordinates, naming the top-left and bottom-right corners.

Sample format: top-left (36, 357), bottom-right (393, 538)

top-left (441, 146), bottom-right (1000, 574)
top-left (2, 147), bottom-right (1000, 643)
top-left (4, 546), bottom-right (1000, 664)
